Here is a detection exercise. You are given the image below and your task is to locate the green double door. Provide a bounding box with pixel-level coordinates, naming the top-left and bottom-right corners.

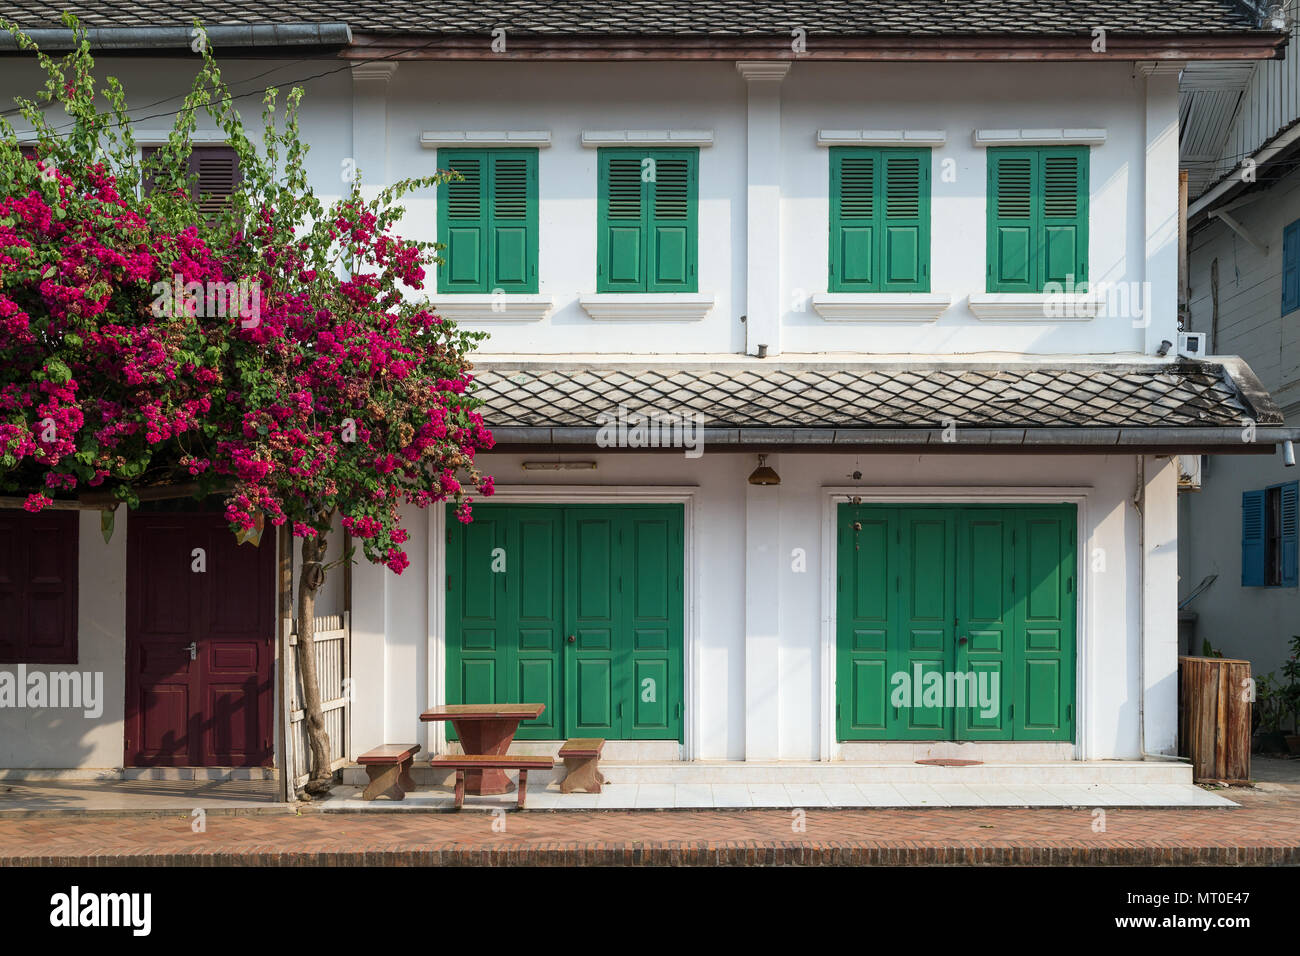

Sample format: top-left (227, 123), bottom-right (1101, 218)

top-left (445, 504), bottom-right (684, 741)
top-left (836, 504), bottom-right (1076, 742)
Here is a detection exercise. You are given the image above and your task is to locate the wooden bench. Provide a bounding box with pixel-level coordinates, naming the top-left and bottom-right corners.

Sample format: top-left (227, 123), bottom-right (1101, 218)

top-left (559, 738), bottom-right (607, 794)
top-left (357, 744), bottom-right (421, 801)
top-left (431, 755), bottom-right (555, 809)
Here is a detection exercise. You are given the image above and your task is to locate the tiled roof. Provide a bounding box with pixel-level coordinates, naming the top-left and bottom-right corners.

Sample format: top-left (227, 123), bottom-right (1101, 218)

top-left (469, 359), bottom-right (1286, 448)
top-left (2, 1), bottom-right (1270, 35)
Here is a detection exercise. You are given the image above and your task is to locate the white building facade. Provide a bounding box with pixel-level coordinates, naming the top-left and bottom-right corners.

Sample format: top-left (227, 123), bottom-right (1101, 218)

top-left (0, 4), bottom-right (1294, 789)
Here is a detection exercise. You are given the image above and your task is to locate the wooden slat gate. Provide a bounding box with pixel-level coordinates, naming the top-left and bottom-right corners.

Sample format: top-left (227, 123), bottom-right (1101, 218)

top-left (284, 613), bottom-right (351, 792)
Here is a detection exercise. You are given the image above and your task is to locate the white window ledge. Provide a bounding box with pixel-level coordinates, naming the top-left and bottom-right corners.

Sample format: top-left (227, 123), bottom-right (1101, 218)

top-left (968, 293), bottom-right (1099, 321)
top-left (579, 293), bottom-right (715, 321)
top-left (420, 131), bottom-right (551, 148)
top-left (430, 295), bottom-right (555, 323)
top-left (811, 293), bottom-right (952, 322)
top-left (817, 130), bottom-right (947, 147)
top-left (972, 128), bottom-right (1106, 147)
top-left (580, 130), bottom-right (714, 148)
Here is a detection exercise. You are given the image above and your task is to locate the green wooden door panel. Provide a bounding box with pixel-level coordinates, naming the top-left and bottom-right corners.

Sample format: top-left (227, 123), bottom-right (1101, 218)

top-left (1014, 508), bottom-right (1076, 740)
top-left (566, 510), bottom-right (620, 737)
top-left (447, 503), bottom-right (683, 741)
top-left (836, 510), bottom-right (893, 738)
top-left (955, 511), bottom-right (1013, 739)
top-left (896, 509), bottom-right (954, 739)
top-left (836, 503), bottom-right (1076, 743)
top-left (509, 510), bottom-right (562, 738)
top-left (623, 510), bottom-right (683, 737)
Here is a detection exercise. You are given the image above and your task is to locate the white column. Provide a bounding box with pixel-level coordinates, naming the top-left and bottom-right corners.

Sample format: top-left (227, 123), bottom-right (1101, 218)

top-left (351, 63), bottom-right (398, 197)
top-left (1141, 64), bottom-right (1181, 356)
top-left (737, 62), bottom-right (790, 357)
top-left (744, 456), bottom-right (782, 760)
top-left (1141, 456), bottom-right (1180, 755)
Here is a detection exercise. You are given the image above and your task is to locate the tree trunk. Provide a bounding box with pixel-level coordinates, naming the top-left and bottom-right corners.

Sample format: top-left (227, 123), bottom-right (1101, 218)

top-left (296, 533), bottom-right (334, 795)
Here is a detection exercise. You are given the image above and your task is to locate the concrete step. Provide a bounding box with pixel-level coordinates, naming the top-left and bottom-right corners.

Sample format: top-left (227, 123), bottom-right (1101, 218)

top-left (341, 759), bottom-right (1192, 789)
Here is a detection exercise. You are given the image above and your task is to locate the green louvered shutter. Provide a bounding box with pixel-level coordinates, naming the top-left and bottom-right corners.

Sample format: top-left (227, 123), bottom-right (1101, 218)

top-left (487, 151), bottom-right (538, 293)
top-left (598, 152), bottom-right (646, 291)
top-left (647, 152), bottom-right (697, 292)
top-left (438, 150), bottom-right (488, 293)
top-left (988, 148), bottom-right (1037, 292)
top-left (829, 149), bottom-right (876, 292)
top-left (1041, 147), bottom-right (1088, 288)
top-left (881, 150), bottom-right (929, 292)
top-left (598, 148), bottom-right (698, 292)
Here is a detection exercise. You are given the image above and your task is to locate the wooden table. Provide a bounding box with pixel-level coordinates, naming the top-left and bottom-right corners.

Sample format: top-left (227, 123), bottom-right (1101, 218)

top-left (420, 703), bottom-right (545, 795)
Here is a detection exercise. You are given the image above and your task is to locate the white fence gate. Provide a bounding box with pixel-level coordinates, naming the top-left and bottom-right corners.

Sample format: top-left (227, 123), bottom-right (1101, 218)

top-left (284, 612), bottom-right (351, 792)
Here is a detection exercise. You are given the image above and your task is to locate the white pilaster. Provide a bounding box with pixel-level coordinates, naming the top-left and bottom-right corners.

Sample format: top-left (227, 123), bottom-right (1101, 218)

top-left (737, 62), bottom-right (790, 357)
top-left (744, 456), bottom-right (782, 760)
top-left (1141, 64), bottom-right (1181, 355)
top-left (351, 62), bottom-right (398, 196)
top-left (1141, 456), bottom-right (1180, 755)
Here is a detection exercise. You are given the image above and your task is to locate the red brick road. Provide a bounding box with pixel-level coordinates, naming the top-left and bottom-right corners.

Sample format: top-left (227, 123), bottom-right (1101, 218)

top-left (3, 788), bottom-right (1296, 866)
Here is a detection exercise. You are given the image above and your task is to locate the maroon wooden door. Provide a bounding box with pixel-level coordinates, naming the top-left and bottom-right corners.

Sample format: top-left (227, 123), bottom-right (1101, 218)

top-left (125, 513), bottom-right (275, 766)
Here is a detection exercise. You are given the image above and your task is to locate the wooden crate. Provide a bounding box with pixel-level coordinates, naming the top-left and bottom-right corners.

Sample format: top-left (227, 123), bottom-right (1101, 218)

top-left (1178, 656), bottom-right (1252, 786)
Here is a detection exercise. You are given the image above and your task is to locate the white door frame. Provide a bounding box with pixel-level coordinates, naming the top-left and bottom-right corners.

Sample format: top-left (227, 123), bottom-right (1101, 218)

top-left (428, 485), bottom-right (700, 758)
top-left (819, 485), bottom-right (1093, 762)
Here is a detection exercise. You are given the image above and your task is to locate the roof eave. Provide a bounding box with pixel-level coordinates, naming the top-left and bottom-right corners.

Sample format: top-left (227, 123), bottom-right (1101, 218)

top-left (346, 30), bottom-right (1288, 62)
top-left (484, 425), bottom-right (1300, 454)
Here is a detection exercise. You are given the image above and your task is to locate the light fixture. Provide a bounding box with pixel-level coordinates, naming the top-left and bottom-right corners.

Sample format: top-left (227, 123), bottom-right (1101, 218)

top-left (747, 454), bottom-right (780, 486)
top-left (521, 461), bottom-right (597, 471)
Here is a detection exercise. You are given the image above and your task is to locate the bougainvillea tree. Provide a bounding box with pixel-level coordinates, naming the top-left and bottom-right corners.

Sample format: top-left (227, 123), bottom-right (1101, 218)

top-left (0, 18), bottom-right (494, 793)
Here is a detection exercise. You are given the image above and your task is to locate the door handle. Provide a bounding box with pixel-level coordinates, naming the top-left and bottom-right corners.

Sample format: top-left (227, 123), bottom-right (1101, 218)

top-left (566, 635), bottom-right (575, 644)
top-left (184, 641), bottom-right (197, 660)
top-left (958, 636), bottom-right (968, 645)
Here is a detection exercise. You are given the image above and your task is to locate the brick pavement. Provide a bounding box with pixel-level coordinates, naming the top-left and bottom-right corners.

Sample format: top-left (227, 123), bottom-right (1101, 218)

top-left (1, 786), bottom-right (1296, 866)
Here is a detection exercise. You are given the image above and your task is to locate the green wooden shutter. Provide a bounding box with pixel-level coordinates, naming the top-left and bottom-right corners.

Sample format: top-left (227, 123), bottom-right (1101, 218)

top-left (988, 146), bottom-right (1088, 292)
top-left (486, 151), bottom-right (538, 293)
top-left (829, 149), bottom-right (877, 292)
top-left (988, 148), bottom-right (1038, 292)
top-left (597, 152), bottom-right (646, 292)
top-left (437, 150), bottom-right (488, 293)
top-left (565, 509), bottom-right (621, 736)
top-left (881, 150), bottom-right (929, 292)
top-left (1041, 147), bottom-right (1088, 288)
top-left (647, 152), bottom-right (697, 292)
top-left (1241, 489), bottom-right (1267, 587)
top-left (599, 149), bottom-right (697, 292)
top-left (895, 509), bottom-right (955, 739)
top-left (510, 508), bottom-right (563, 737)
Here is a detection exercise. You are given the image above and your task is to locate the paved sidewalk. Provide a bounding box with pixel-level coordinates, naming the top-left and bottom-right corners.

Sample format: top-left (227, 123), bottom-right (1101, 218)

top-left (3, 786), bottom-right (1295, 866)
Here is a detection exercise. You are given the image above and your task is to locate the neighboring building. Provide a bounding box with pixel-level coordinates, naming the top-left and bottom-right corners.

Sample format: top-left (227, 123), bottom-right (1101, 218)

top-left (0, 3), bottom-right (1295, 793)
top-left (1180, 5), bottom-right (1300, 682)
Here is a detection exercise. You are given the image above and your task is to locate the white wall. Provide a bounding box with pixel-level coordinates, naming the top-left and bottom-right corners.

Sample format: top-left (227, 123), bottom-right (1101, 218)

top-left (0, 511), bottom-right (124, 769)
top-left (0, 55), bottom-right (1177, 359)
top-left (1181, 167), bottom-right (1300, 679)
top-left (349, 451), bottom-right (1176, 763)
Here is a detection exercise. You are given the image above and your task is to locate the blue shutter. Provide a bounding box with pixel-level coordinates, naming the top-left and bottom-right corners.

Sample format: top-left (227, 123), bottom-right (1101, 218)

top-left (1281, 481), bottom-right (1299, 587)
top-left (1242, 489), bottom-right (1267, 586)
top-left (1284, 220), bottom-right (1300, 315)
